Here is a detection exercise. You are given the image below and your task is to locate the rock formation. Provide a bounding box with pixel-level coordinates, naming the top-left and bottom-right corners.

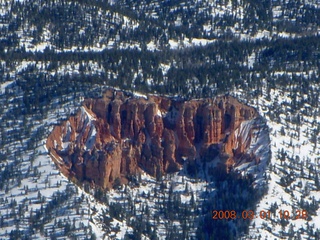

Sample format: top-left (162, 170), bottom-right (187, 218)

top-left (46, 89), bottom-right (264, 189)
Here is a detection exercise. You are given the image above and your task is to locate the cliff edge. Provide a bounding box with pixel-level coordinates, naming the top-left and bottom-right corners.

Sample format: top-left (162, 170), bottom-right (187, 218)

top-left (46, 89), bottom-right (268, 189)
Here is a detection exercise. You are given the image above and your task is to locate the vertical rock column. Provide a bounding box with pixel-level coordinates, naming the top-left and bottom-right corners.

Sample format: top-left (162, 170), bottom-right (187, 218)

top-left (213, 108), bottom-right (222, 142)
top-left (110, 99), bottom-right (122, 140)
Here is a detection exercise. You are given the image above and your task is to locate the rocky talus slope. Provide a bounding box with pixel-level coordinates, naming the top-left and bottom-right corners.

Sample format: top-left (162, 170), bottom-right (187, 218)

top-left (46, 89), bottom-right (266, 189)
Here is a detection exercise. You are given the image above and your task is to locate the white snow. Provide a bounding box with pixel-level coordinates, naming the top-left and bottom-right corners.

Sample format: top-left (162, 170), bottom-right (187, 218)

top-left (0, 80), bottom-right (15, 93)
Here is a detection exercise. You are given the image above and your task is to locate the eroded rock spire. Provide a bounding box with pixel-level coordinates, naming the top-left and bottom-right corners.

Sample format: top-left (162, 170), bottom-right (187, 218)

top-left (46, 89), bottom-right (260, 189)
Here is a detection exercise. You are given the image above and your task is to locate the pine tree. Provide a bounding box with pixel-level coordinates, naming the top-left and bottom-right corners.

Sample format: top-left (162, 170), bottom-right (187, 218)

top-left (315, 172), bottom-right (320, 190)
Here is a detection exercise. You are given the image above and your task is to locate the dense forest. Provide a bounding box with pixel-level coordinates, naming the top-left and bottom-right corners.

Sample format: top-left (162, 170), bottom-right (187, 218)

top-left (1, 0), bottom-right (320, 239)
top-left (1, 0), bottom-right (320, 114)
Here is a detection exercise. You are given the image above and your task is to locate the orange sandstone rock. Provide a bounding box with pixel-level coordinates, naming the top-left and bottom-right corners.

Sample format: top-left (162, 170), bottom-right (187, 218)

top-left (46, 89), bottom-right (259, 189)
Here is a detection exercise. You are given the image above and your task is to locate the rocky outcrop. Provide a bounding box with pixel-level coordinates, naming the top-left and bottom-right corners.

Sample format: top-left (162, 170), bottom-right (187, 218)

top-left (46, 89), bottom-right (262, 189)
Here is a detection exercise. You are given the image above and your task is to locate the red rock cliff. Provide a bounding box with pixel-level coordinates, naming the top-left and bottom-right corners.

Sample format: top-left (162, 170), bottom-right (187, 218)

top-left (46, 89), bottom-right (259, 189)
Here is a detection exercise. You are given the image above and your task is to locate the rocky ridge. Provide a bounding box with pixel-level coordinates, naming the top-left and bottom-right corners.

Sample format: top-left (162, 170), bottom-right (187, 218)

top-left (46, 89), bottom-right (264, 189)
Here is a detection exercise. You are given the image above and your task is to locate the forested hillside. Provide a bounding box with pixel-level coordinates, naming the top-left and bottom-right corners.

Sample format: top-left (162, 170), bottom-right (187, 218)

top-left (1, 0), bottom-right (320, 239)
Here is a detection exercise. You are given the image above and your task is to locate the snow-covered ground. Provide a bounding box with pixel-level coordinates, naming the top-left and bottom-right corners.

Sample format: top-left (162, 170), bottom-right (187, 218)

top-left (1, 0), bottom-right (320, 238)
top-left (234, 82), bottom-right (320, 239)
top-left (1, 75), bottom-right (320, 239)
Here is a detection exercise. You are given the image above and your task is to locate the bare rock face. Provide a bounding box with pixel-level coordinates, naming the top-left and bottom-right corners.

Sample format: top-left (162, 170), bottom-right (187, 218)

top-left (46, 89), bottom-right (262, 189)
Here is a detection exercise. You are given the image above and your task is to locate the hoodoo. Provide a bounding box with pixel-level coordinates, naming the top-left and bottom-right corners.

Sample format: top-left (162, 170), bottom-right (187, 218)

top-left (46, 89), bottom-right (266, 189)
